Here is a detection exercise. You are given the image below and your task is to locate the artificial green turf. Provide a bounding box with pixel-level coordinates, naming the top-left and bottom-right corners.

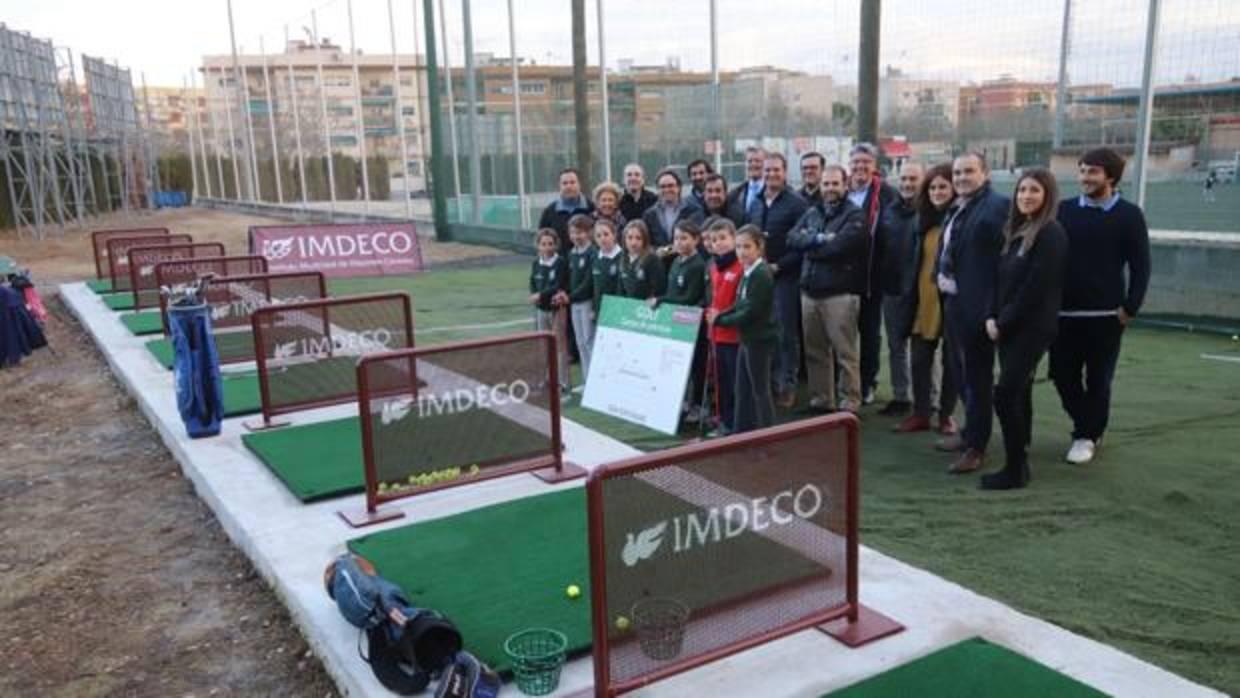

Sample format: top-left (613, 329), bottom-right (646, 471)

top-left (103, 293), bottom-right (136, 311)
top-left (119, 310), bottom-right (164, 335)
top-left (242, 407), bottom-right (553, 502)
top-left (220, 373), bottom-right (261, 416)
top-left (86, 278), bottom-right (113, 294)
top-left (823, 637), bottom-right (1106, 698)
top-left (146, 338), bottom-right (175, 368)
top-left (144, 333), bottom-right (257, 368)
top-left (348, 488), bottom-right (592, 674)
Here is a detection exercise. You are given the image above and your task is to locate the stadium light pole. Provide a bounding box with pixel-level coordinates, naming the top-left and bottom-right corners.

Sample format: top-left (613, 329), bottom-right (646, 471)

top-left (857, 0), bottom-right (880, 145)
top-left (347, 0), bottom-right (372, 215)
top-left (184, 76), bottom-right (200, 200)
top-left (1052, 0), bottom-right (1072, 150)
top-left (710, 0), bottom-right (721, 173)
top-left (409, 0), bottom-right (430, 202)
top-left (506, 0), bottom-right (528, 228)
top-left (422, 0), bottom-right (450, 240)
top-left (260, 36), bottom-right (284, 204)
top-left (219, 65), bottom-right (243, 200)
top-left (202, 68), bottom-right (226, 198)
top-left (311, 11), bottom-right (338, 214)
top-left (438, 0), bottom-right (464, 202)
top-left (388, 0), bottom-right (414, 220)
top-left (596, 0), bottom-right (611, 183)
top-left (461, 0), bottom-right (483, 224)
top-left (227, 0), bottom-right (260, 201)
top-left (1131, 0), bottom-right (1161, 208)
top-left (192, 71), bottom-right (213, 199)
top-left (285, 25), bottom-right (309, 206)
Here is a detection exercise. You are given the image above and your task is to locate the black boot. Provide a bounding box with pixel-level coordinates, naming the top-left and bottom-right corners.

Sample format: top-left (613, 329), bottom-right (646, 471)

top-left (980, 461), bottom-right (1030, 490)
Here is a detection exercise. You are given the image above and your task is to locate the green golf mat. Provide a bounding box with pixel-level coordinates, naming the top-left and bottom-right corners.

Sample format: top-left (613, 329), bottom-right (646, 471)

top-left (120, 310), bottom-right (164, 335)
top-left (87, 278), bottom-right (113, 294)
top-left (145, 333), bottom-right (256, 368)
top-left (348, 488), bottom-right (591, 674)
top-left (104, 293), bottom-right (136, 311)
top-left (243, 407), bottom-right (553, 502)
top-left (220, 373), bottom-right (261, 417)
top-left (824, 637), bottom-right (1106, 698)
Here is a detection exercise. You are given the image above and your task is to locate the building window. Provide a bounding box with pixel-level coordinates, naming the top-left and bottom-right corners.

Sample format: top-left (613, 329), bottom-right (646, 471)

top-left (402, 106), bottom-right (416, 116)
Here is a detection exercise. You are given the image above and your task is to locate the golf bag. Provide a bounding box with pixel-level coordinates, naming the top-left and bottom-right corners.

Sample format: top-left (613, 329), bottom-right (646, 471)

top-left (325, 554), bottom-right (482, 695)
top-left (0, 284), bottom-right (47, 368)
top-left (168, 299), bottom-right (224, 438)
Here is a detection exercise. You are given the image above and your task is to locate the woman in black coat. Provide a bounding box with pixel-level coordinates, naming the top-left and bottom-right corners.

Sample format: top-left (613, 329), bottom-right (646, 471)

top-left (981, 168), bottom-right (1068, 490)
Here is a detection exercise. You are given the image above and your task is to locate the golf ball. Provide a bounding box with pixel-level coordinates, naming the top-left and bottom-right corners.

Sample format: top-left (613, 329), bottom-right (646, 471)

top-left (566, 584), bottom-right (581, 599)
top-left (1232, 334), bottom-right (1238, 341)
top-left (615, 615), bottom-right (630, 631)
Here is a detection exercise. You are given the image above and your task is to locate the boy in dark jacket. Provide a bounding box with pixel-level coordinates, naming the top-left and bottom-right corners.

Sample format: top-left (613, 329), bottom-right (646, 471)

top-left (529, 228), bottom-right (570, 390)
top-left (560, 214), bottom-right (598, 380)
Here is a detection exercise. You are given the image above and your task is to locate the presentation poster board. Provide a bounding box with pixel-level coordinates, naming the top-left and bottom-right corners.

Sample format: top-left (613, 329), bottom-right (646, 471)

top-left (582, 296), bottom-right (702, 435)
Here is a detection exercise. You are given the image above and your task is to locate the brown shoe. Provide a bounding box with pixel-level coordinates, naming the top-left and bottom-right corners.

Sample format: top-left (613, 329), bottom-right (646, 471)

top-left (893, 415), bottom-right (931, 433)
top-left (777, 391), bottom-right (797, 409)
top-left (948, 449), bottom-right (985, 474)
top-left (934, 434), bottom-right (964, 452)
top-left (938, 415), bottom-right (958, 435)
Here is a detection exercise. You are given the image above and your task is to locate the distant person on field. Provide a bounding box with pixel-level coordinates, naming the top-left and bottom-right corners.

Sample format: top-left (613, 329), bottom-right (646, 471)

top-left (894, 163), bottom-right (959, 436)
top-left (620, 163), bottom-right (658, 224)
top-left (707, 225), bottom-right (778, 433)
top-left (788, 164), bottom-right (866, 412)
top-left (557, 214), bottom-right (598, 380)
top-left (727, 146), bottom-right (767, 223)
top-left (538, 168), bottom-right (594, 254)
top-left (1050, 147), bottom-right (1150, 465)
top-left (982, 168), bottom-right (1068, 490)
top-left (848, 142), bottom-right (900, 405)
top-left (705, 218), bottom-right (744, 436)
top-left (1203, 170), bottom-right (1217, 203)
top-left (652, 220), bottom-right (708, 425)
top-left (875, 162), bottom-right (924, 417)
top-left (591, 181), bottom-right (627, 229)
top-left (936, 152), bottom-right (1010, 475)
top-left (746, 153), bottom-right (809, 408)
top-left (702, 174), bottom-right (738, 224)
top-left (799, 151), bottom-right (826, 205)
top-left (687, 159), bottom-right (714, 209)
top-left (643, 169), bottom-right (705, 248)
top-left (619, 220), bottom-right (665, 300)
top-left (529, 228), bottom-right (570, 390)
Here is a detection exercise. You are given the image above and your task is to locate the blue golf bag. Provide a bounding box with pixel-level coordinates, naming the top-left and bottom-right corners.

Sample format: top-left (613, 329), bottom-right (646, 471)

top-left (169, 301), bottom-right (224, 438)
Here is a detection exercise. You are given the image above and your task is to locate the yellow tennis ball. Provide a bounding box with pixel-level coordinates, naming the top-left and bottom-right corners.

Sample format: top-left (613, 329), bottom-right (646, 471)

top-left (566, 584), bottom-right (581, 599)
top-left (614, 615), bottom-right (630, 631)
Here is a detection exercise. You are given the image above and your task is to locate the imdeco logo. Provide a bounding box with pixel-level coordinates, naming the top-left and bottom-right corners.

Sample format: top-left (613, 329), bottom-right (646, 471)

top-left (379, 379), bottom-right (532, 425)
top-left (271, 328), bottom-right (395, 361)
top-left (262, 237), bottom-right (296, 260)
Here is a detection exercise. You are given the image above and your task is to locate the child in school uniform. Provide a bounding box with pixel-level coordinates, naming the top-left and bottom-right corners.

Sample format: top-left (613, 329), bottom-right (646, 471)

top-left (529, 228), bottom-right (570, 390)
top-left (591, 219), bottom-right (624, 314)
top-left (650, 220), bottom-right (707, 425)
top-left (619, 220), bottom-right (666, 300)
top-left (557, 214), bottom-right (598, 381)
top-left (704, 218), bottom-right (744, 436)
top-left (707, 224), bottom-right (778, 433)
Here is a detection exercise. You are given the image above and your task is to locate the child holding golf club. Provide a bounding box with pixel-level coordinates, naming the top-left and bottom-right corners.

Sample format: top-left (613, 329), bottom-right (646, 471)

top-left (706, 224), bottom-right (777, 433)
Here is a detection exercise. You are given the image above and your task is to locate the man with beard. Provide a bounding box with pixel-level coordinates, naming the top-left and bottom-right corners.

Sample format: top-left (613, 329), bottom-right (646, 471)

top-left (799, 151), bottom-right (826, 205)
top-left (687, 158), bottom-right (713, 209)
top-left (847, 143), bottom-right (899, 405)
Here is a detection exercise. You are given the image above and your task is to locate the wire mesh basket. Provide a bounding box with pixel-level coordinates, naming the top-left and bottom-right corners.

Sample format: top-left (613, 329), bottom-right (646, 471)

top-left (503, 627), bottom-right (567, 696)
top-left (632, 597), bottom-right (690, 661)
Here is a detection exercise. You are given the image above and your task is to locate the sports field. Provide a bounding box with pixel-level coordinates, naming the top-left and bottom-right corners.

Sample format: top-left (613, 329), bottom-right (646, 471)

top-left (335, 259), bottom-right (1239, 694)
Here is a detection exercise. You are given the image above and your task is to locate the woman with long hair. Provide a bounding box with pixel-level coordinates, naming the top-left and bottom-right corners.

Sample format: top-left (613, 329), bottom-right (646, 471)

top-left (980, 167), bottom-right (1069, 490)
top-left (895, 163), bottom-right (960, 437)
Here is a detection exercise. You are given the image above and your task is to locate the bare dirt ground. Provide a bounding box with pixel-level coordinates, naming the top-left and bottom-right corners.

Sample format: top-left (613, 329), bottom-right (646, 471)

top-left (0, 208), bottom-right (505, 697)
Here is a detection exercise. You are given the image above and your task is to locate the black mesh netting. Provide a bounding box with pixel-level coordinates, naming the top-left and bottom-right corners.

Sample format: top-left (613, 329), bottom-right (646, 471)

top-left (360, 334), bottom-right (558, 496)
top-left (92, 228), bottom-right (168, 279)
top-left (254, 294), bottom-right (412, 416)
top-left (200, 272), bottom-right (325, 364)
top-left (598, 422), bottom-right (851, 687)
top-left (107, 234), bottom-right (192, 291)
top-left (129, 243), bottom-right (226, 309)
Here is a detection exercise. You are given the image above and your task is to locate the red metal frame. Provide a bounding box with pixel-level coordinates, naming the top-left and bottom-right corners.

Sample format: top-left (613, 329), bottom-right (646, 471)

top-left (338, 330), bottom-right (587, 527)
top-left (154, 256), bottom-right (271, 334)
top-left (90, 227), bottom-right (168, 280)
top-left (106, 235), bottom-right (192, 291)
top-left (579, 414), bottom-right (903, 697)
top-left (127, 242), bottom-right (226, 309)
top-left (244, 292), bottom-right (415, 431)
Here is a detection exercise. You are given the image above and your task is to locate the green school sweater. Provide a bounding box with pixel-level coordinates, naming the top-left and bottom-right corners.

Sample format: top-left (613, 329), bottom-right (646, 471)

top-left (591, 247), bottom-right (624, 311)
top-left (620, 252), bottom-right (666, 300)
top-left (567, 244), bottom-right (597, 304)
top-left (659, 254), bottom-right (706, 307)
top-left (715, 260), bottom-right (778, 345)
top-left (529, 255), bottom-right (569, 312)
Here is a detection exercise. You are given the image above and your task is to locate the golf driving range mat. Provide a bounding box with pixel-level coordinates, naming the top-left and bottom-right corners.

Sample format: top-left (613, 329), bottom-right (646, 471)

top-left (120, 310), bottom-right (163, 335)
top-left (242, 408), bottom-right (552, 502)
top-left (823, 637), bottom-right (1107, 698)
top-left (145, 334), bottom-right (257, 368)
top-left (87, 279), bottom-right (113, 294)
top-left (347, 488), bottom-right (591, 674)
top-left (103, 293), bottom-right (136, 311)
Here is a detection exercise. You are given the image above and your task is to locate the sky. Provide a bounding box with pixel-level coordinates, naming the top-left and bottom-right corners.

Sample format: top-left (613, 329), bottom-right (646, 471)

top-left (7, 0), bottom-right (1239, 90)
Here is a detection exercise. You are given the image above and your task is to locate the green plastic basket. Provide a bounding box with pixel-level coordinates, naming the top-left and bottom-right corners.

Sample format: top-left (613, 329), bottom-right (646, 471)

top-left (504, 627), bottom-right (567, 696)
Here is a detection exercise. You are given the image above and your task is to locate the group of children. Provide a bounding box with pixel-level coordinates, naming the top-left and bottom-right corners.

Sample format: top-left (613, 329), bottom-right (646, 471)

top-left (529, 213), bottom-right (780, 435)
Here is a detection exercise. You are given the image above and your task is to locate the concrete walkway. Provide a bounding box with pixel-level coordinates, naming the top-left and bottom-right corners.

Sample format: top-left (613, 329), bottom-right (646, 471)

top-left (62, 281), bottom-right (1225, 698)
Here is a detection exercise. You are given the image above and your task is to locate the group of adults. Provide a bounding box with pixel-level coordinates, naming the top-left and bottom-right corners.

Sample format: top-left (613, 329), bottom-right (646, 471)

top-left (536, 143), bottom-right (1150, 490)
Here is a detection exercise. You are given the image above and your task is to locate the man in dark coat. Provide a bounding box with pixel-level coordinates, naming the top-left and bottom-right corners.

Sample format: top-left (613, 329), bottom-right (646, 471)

top-left (619, 163), bottom-right (658, 224)
top-left (846, 142), bottom-right (899, 405)
top-left (538, 167), bottom-right (594, 253)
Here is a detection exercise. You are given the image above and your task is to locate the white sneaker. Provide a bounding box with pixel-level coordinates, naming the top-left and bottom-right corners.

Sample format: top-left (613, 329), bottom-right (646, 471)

top-left (1066, 439), bottom-right (1096, 464)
